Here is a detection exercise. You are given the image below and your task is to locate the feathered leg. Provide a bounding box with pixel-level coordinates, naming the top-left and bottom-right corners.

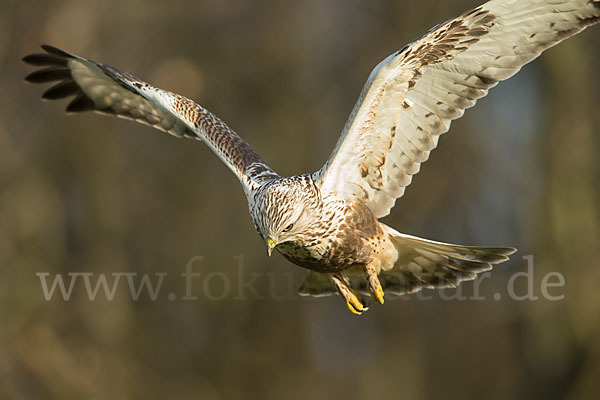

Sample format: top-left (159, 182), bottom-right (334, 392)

top-left (365, 263), bottom-right (385, 304)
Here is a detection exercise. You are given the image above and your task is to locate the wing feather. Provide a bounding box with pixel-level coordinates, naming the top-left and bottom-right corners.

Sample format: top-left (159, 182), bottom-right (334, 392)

top-left (23, 45), bottom-right (278, 193)
top-left (316, 0), bottom-right (599, 218)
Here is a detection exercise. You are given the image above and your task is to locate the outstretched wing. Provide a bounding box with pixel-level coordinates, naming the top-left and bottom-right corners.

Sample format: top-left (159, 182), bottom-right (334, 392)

top-left (23, 45), bottom-right (279, 193)
top-left (316, 0), bottom-right (600, 218)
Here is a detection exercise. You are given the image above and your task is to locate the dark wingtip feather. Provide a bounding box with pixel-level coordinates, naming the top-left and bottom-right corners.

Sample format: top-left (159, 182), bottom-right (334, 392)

top-left (22, 45), bottom-right (73, 66)
top-left (40, 44), bottom-right (74, 58)
top-left (42, 80), bottom-right (80, 100)
top-left (25, 67), bottom-right (71, 83)
top-left (24, 45), bottom-right (95, 113)
top-left (66, 94), bottom-right (96, 113)
top-left (22, 53), bottom-right (67, 66)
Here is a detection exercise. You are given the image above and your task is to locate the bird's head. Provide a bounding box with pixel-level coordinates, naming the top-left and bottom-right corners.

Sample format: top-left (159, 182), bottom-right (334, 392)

top-left (253, 176), bottom-right (320, 256)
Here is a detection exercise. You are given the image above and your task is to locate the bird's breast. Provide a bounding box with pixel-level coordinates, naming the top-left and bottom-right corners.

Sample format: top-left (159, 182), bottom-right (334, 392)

top-left (276, 241), bottom-right (363, 273)
top-left (275, 199), bottom-right (384, 273)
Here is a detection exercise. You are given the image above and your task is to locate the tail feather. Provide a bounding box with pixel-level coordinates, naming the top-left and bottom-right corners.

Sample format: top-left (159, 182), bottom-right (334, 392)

top-left (298, 227), bottom-right (516, 298)
top-left (382, 230), bottom-right (516, 295)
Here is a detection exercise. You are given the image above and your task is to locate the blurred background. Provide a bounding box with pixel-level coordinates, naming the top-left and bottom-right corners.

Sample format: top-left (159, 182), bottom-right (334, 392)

top-left (1, 0), bottom-right (599, 399)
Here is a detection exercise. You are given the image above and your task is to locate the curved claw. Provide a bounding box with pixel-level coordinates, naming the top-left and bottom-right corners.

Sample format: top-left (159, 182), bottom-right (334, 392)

top-left (346, 301), bottom-right (362, 315)
top-left (346, 293), bottom-right (369, 315)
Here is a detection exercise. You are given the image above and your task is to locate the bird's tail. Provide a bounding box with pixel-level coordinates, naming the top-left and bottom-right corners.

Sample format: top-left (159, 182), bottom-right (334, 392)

top-left (378, 226), bottom-right (516, 296)
top-left (298, 224), bottom-right (516, 298)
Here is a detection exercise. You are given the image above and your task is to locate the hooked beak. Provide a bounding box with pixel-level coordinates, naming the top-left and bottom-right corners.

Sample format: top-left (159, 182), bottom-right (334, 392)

top-left (265, 238), bottom-right (276, 257)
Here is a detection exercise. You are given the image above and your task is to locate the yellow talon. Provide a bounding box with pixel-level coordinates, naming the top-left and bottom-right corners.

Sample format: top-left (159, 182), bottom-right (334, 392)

top-left (346, 300), bottom-right (363, 315)
top-left (374, 286), bottom-right (385, 305)
top-left (347, 293), bottom-right (368, 315)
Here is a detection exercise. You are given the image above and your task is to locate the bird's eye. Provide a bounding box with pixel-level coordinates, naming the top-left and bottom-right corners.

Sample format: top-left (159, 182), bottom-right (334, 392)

top-left (282, 223), bottom-right (294, 233)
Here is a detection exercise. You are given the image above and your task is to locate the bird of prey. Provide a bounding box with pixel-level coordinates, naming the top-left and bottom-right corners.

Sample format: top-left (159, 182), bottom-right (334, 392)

top-left (24, 0), bottom-right (599, 314)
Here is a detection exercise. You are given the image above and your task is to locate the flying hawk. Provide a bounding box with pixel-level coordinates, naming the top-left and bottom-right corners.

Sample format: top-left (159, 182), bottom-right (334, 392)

top-left (23, 0), bottom-right (599, 314)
